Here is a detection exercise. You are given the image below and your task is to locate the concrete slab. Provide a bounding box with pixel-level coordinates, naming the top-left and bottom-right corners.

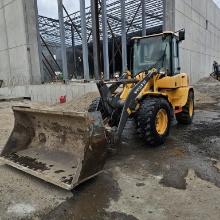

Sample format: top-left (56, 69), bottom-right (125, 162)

top-left (175, 0), bottom-right (185, 13)
top-left (184, 1), bottom-right (192, 18)
top-left (0, 0), bottom-right (42, 86)
top-left (8, 45), bottom-right (30, 85)
top-left (24, 0), bottom-right (41, 84)
top-left (4, 0), bottom-right (26, 48)
top-left (192, 0), bottom-right (207, 18)
top-left (207, 0), bottom-right (215, 24)
top-left (0, 82), bottom-right (98, 104)
top-left (175, 0), bottom-right (220, 83)
top-left (0, 8), bottom-right (7, 51)
top-left (0, 50), bottom-right (10, 85)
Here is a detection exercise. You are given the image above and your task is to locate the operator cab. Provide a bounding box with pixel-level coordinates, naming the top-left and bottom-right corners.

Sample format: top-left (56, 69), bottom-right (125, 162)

top-left (130, 29), bottom-right (185, 76)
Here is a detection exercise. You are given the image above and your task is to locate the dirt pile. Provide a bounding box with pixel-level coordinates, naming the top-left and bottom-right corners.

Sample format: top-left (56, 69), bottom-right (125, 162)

top-left (52, 92), bottom-right (99, 112)
top-left (194, 76), bottom-right (220, 105)
top-left (0, 92), bottom-right (99, 147)
top-left (17, 92), bottom-right (100, 112)
top-left (194, 89), bottom-right (216, 104)
top-left (197, 76), bottom-right (218, 84)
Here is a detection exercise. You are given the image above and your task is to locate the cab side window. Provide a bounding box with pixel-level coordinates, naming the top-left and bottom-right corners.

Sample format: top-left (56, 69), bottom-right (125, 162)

top-left (172, 38), bottom-right (180, 75)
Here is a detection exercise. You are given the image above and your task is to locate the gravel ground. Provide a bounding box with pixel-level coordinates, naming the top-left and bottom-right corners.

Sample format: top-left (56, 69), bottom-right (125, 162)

top-left (0, 77), bottom-right (219, 220)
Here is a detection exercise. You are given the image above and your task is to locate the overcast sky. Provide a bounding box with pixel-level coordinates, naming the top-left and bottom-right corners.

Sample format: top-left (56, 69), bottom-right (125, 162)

top-left (214, 0), bottom-right (220, 7)
top-left (37, 0), bottom-right (90, 18)
top-left (37, 0), bottom-right (220, 19)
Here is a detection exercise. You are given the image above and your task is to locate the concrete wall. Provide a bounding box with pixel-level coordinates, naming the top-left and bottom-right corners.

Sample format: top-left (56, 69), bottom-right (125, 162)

top-left (175, 0), bottom-right (220, 83)
top-left (0, 82), bottom-right (97, 104)
top-left (164, 0), bottom-right (175, 31)
top-left (0, 0), bottom-right (41, 87)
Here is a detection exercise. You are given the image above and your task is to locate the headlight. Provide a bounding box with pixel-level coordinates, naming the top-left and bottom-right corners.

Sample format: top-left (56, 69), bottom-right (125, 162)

top-left (114, 72), bottom-right (120, 78)
top-left (159, 68), bottom-right (166, 76)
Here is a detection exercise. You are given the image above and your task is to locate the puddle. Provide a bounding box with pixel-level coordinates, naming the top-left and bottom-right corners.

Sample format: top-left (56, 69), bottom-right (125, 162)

top-left (42, 172), bottom-right (121, 220)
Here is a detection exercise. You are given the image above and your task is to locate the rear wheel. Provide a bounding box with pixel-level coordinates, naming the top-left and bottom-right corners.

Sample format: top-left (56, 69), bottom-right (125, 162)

top-left (136, 97), bottom-right (171, 146)
top-left (176, 90), bottom-right (194, 124)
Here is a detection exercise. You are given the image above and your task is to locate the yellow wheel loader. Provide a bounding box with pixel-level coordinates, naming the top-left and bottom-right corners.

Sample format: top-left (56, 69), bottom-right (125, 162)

top-left (89, 29), bottom-right (194, 145)
top-left (0, 30), bottom-right (194, 190)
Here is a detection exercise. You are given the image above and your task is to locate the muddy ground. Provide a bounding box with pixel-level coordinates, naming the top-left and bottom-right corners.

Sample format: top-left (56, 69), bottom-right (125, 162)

top-left (0, 77), bottom-right (220, 220)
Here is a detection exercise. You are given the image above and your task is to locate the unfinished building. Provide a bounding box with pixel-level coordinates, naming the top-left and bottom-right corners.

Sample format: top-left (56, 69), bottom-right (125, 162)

top-left (0, 0), bottom-right (220, 88)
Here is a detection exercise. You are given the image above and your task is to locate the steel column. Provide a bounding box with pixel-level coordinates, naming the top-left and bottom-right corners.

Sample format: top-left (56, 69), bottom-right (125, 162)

top-left (141, 0), bottom-right (146, 36)
top-left (112, 38), bottom-right (115, 75)
top-left (120, 0), bottom-right (127, 72)
top-left (101, 0), bottom-right (110, 80)
top-left (57, 0), bottom-right (68, 82)
top-left (91, 0), bottom-right (101, 79)
top-left (71, 26), bottom-right (77, 79)
top-left (80, 0), bottom-right (90, 80)
top-left (34, 0), bottom-right (44, 83)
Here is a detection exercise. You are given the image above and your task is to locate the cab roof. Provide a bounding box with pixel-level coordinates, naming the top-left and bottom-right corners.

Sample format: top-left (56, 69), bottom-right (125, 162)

top-left (131, 31), bottom-right (178, 41)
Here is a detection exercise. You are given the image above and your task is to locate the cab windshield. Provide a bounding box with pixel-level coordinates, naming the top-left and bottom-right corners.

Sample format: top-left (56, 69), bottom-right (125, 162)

top-left (132, 35), bottom-right (171, 75)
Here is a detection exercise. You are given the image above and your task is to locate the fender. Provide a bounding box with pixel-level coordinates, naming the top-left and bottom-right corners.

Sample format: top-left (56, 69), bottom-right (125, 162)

top-left (138, 86), bottom-right (194, 112)
top-left (164, 87), bottom-right (194, 108)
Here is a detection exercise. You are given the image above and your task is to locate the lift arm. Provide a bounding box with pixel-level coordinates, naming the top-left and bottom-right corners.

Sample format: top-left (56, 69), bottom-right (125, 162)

top-left (115, 71), bottom-right (157, 141)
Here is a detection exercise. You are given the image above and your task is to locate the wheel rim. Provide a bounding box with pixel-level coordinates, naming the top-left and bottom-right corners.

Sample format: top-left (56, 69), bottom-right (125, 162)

top-left (155, 109), bottom-right (168, 135)
top-left (189, 99), bottom-right (194, 117)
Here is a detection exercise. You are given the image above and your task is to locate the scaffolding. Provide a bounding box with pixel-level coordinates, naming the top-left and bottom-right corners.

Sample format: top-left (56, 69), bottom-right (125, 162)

top-left (38, 0), bottom-right (164, 81)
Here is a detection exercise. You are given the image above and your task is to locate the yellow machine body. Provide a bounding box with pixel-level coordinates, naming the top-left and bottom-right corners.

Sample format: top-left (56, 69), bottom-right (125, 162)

top-left (120, 71), bottom-right (192, 114)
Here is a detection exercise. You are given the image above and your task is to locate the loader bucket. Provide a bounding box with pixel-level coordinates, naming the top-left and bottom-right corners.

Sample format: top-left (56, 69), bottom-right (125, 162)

top-left (0, 106), bottom-right (107, 190)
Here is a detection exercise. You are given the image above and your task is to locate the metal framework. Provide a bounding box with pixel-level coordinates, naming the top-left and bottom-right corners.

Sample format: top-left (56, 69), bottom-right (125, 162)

top-left (38, 0), bottom-right (163, 46)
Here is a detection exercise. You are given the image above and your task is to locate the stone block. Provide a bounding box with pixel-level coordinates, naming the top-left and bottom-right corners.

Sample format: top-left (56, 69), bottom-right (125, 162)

top-left (0, 8), bottom-right (7, 51)
top-left (0, 50), bottom-right (10, 84)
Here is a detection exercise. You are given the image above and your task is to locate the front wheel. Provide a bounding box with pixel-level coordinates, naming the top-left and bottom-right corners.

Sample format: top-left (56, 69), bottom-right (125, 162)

top-left (88, 97), bottom-right (102, 112)
top-left (88, 97), bottom-right (108, 121)
top-left (136, 97), bottom-right (172, 146)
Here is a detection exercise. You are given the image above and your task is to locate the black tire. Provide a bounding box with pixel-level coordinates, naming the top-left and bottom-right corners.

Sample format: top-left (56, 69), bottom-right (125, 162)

top-left (136, 97), bottom-right (172, 146)
top-left (88, 97), bottom-right (107, 120)
top-left (176, 90), bottom-right (194, 125)
top-left (88, 97), bottom-right (102, 112)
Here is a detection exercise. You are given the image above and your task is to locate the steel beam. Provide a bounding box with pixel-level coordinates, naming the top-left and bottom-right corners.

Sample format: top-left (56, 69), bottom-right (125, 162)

top-left (120, 0), bottom-right (127, 72)
top-left (108, 14), bottom-right (142, 30)
top-left (126, 3), bottom-right (141, 34)
top-left (57, 0), bottom-right (68, 82)
top-left (40, 35), bottom-right (62, 72)
top-left (39, 0), bottom-right (164, 46)
top-left (101, 0), bottom-right (110, 80)
top-left (91, 0), bottom-right (101, 79)
top-left (63, 5), bottom-right (82, 40)
top-left (141, 0), bottom-right (146, 36)
top-left (80, 0), bottom-right (90, 80)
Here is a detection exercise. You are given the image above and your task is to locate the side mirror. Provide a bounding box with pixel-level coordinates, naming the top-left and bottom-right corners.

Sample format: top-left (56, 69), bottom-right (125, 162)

top-left (179, 29), bottom-right (185, 42)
